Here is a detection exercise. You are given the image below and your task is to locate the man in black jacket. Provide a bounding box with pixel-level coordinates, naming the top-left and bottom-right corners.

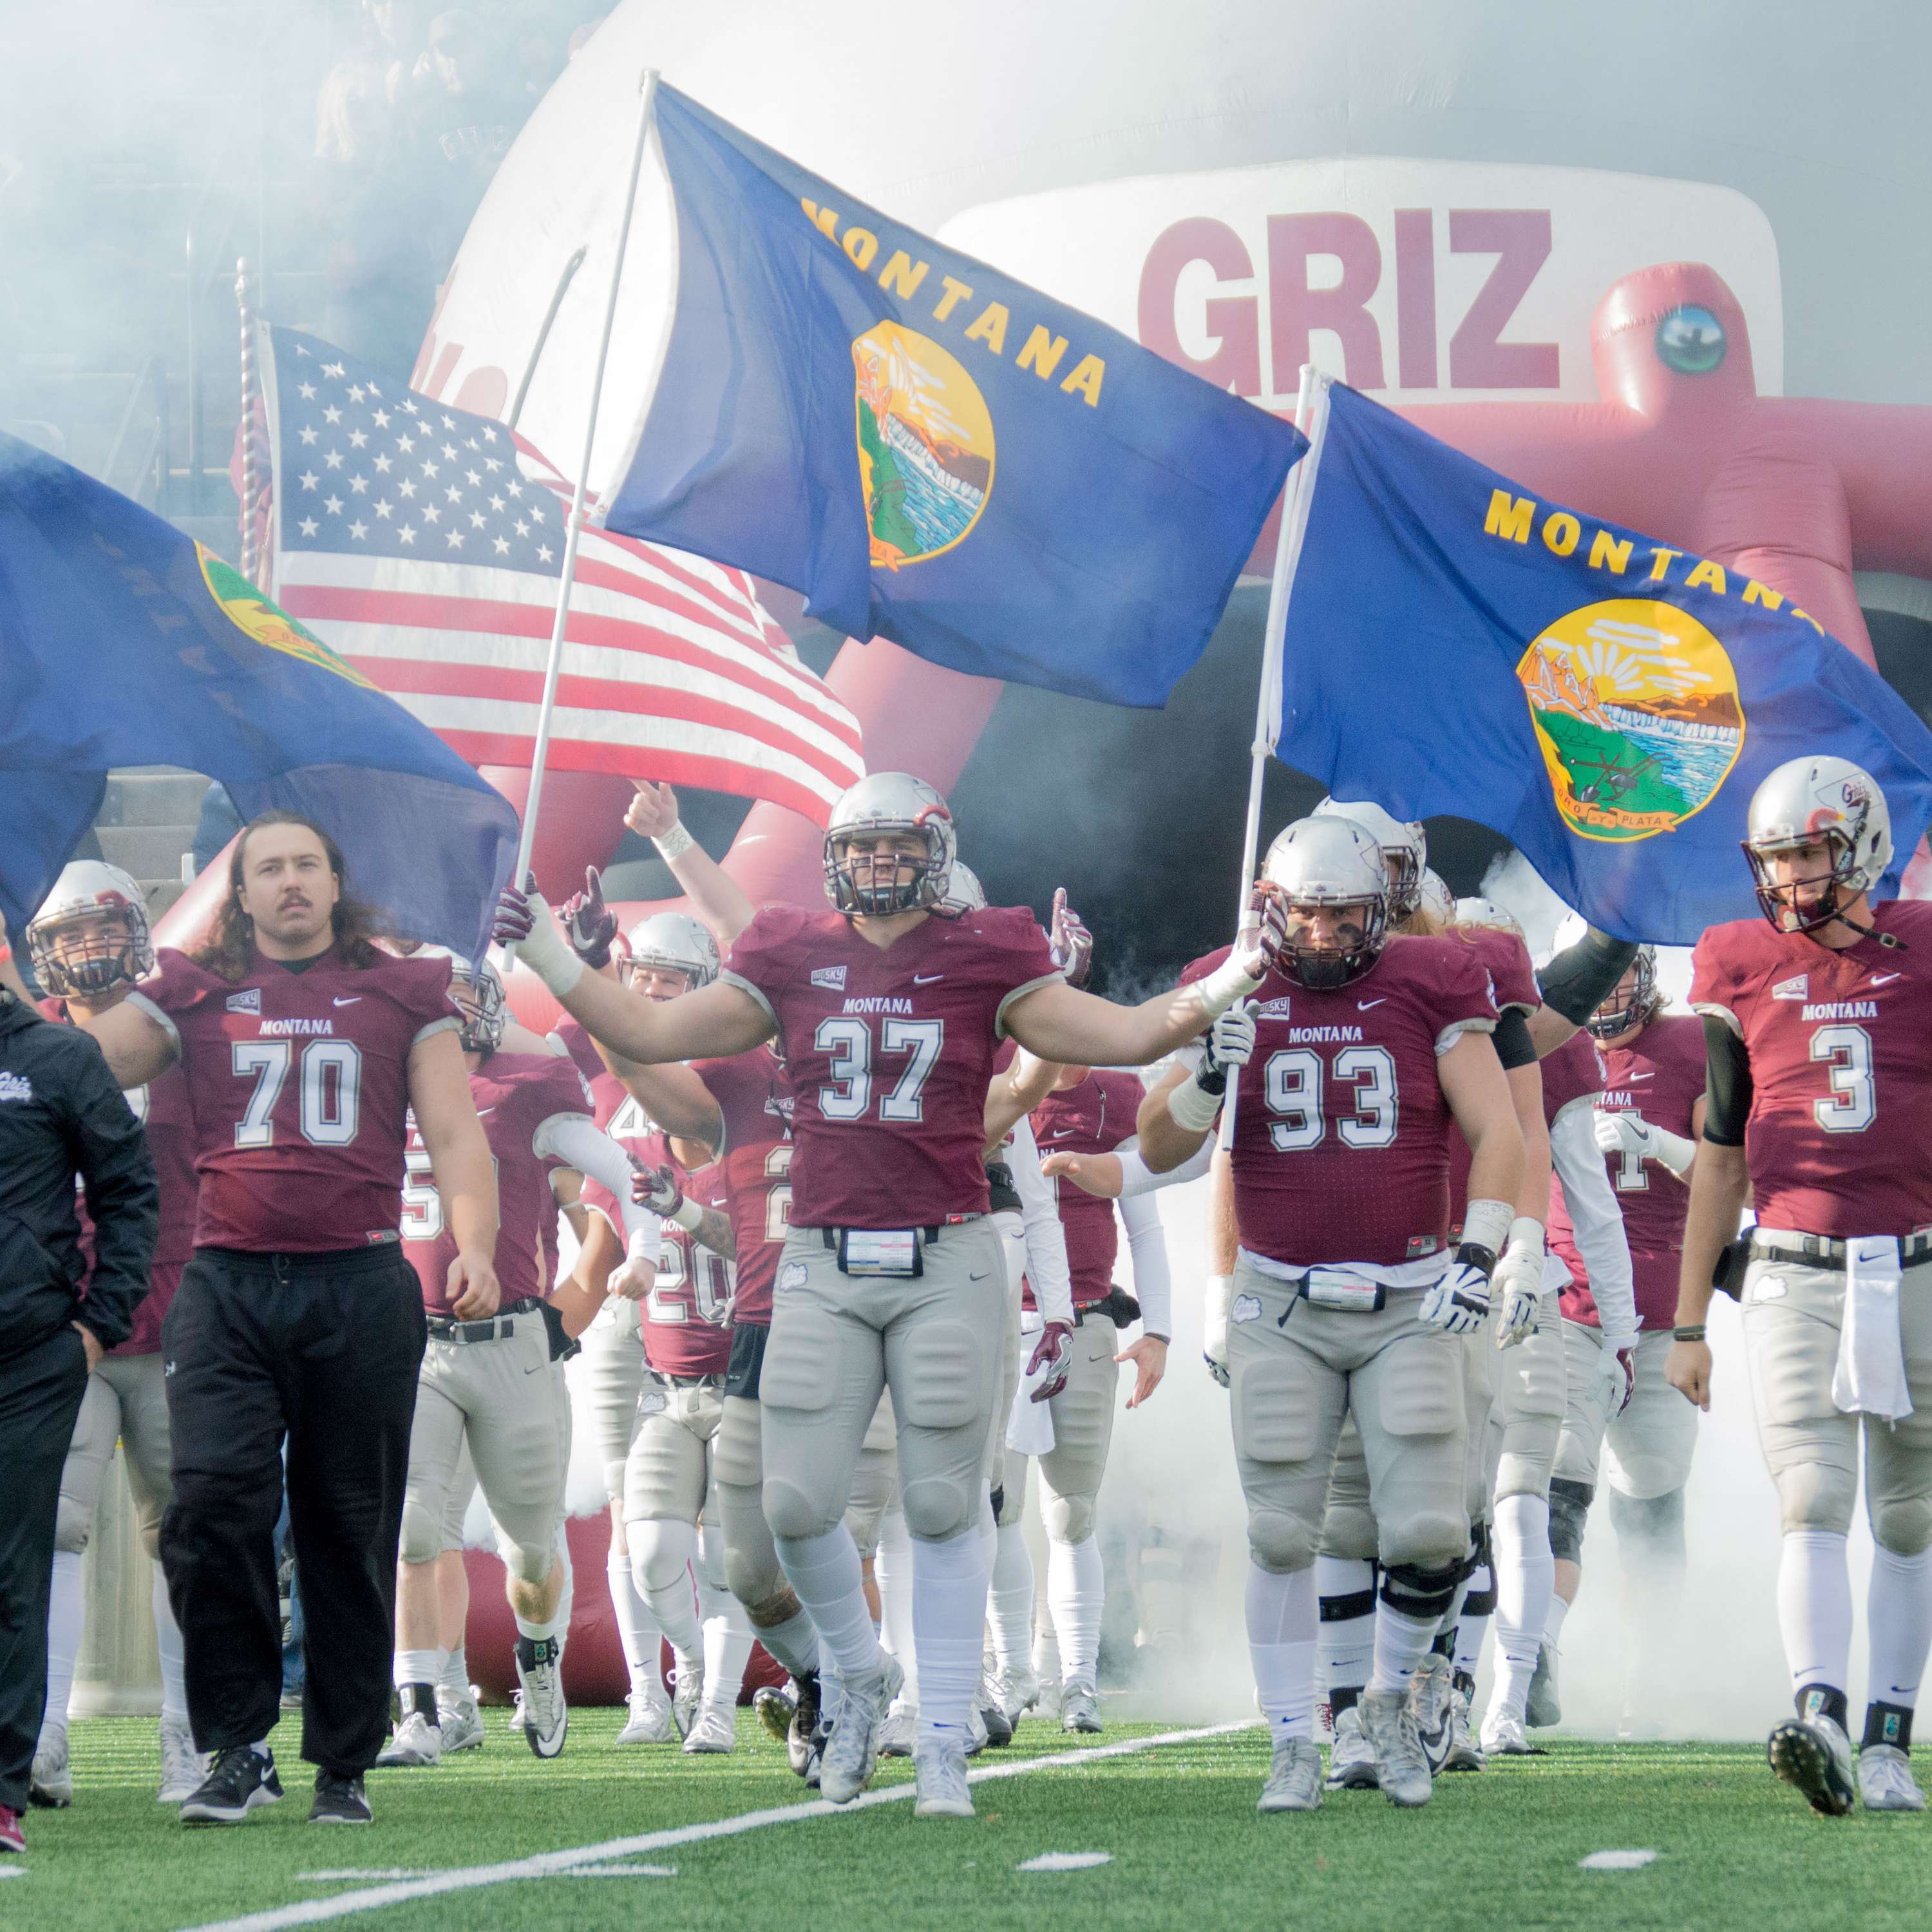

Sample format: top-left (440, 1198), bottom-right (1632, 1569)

top-left (0, 915), bottom-right (157, 1855)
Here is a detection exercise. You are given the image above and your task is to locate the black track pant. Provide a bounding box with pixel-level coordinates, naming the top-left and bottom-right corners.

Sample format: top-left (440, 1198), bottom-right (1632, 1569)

top-left (160, 1245), bottom-right (425, 1776)
top-left (0, 1323), bottom-right (88, 1811)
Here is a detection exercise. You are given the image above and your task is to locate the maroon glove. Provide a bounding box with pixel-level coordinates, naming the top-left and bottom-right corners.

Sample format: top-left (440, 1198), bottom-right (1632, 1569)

top-left (1614, 1343), bottom-right (1638, 1417)
top-left (629, 1154), bottom-right (685, 1219)
top-left (1048, 887), bottom-right (1094, 988)
top-left (1247, 882), bottom-right (1292, 969)
top-left (559, 866), bottom-right (618, 969)
top-left (1027, 1319), bottom-right (1075, 1403)
top-left (493, 873), bottom-right (540, 948)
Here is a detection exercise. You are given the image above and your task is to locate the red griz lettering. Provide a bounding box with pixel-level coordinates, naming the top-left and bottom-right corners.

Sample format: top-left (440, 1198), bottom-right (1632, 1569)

top-left (132, 947), bottom-right (460, 1251)
top-left (1028, 1070), bottom-right (1145, 1310)
top-left (1555, 1012), bottom-right (1706, 1332)
top-left (1136, 207), bottom-right (1558, 397)
top-left (692, 1046), bottom-right (793, 1327)
top-left (722, 903), bottom-right (1059, 1231)
top-left (1689, 902), bottom-right (1932, 1238)
top-left (1182, 933), bottom-right (1499, 1267)
top-left (402, 1052), bottom-right (592, 1318)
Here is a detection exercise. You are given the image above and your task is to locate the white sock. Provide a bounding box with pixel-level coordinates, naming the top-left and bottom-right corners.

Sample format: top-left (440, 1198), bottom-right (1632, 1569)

top-left (1368, 1596), bottom-right (1439, 1696)
top-left (775, 1525), bottom-right (882, 1683)
top-left (1315, 1555), bottom-right (1376, 1700)
top-left (1867, 1544), bottom-right (1932, 1711)
top-left (153, 1568), bottom-right (189, 1726)
top-left (441, 1647), bottom-right (470, 1696)
top-left (607, 1551), bottom-right (662, 1700)
top-left (876, 1506), bottom-right (919, 1705)
top-left (1546, 1591), bottom-right (1573, 1649)
top-left (1247, 1560), bottom-right (1318, 1741)
top-left (698, 1572), bottom-right (755, 1714)
top-left (513, 1609), bottom-right (560, 1645)
top-left (750, 1606), bottom-right (820, 1681)
top-left (553, 1535), bottom-right (574, 1650)
top-left (989, 1521), bottom-right (1036, 1674)
top-left (1455, 1561), bottom-right (1492, 1678)
top-left (394, 1646), bottom-right (443, 1700)
top-left (1490, 1492), bottom-right (1554, 1721)
top-left (630, 1518), bottom-right (703, 1659)
top-left (1778, 1528), bottom-right (1853, 1700)
top-left (42, 1550), bottom-right (84, 1734)
top-left (1047, 1534), bottom-right (1105, 1688)
top-left (913, 1528), bottom-right (988, 1743)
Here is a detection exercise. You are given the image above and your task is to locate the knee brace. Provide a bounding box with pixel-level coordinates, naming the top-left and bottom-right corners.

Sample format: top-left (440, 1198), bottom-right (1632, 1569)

top-left (1043, 1488), bottom-right (1097, 1546)
top-left (1247, 1507), bottom-right (1316, 1577)
top-left (1607, 1484), bottom-right (1687, 1556)
top-left (1548, 1477), bottom-right (1594, 1564)
top-left (1318, 1501), bottom-right (1379, 1563)
top-left (1380, 1558), bottom-right (1462, 1622)
top-left (1319, 1567), bottom-right (1379, 1624)
top-left (399, 1495), bottom-right (442, 1567)
top-left (1774, 1459), bottom-right (1859, 1537)
top-left (744, 1584), bottom-right (804, 1631)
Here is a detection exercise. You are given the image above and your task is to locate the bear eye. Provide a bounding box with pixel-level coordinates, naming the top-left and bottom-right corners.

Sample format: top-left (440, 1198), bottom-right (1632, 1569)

top-left (1656, 304), bottom-right (1726, 375)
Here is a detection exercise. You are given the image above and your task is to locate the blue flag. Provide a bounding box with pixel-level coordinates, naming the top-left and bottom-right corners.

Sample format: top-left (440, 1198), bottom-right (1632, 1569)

top-left (0, 435), bottom-right (518, 957)
top-left (1274, 384), bottom-right (1932, 943)
top-left (602, 84), bottom-right (1305, 707)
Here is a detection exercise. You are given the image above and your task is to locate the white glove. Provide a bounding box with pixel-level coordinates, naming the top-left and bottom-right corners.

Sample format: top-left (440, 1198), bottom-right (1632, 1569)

top-left (1203, 1274), bottom-right (1233, 1388)
top-left (1593, 1334), bottom-right (1638, 1416)
top-left (1169, 1001), bottom-right (1258, 1132)
top-left (1491, 1218), bottom-right (1546, 1349)
top-left (493, 882), bottom-right (584, 998)
top-left (1419, 1259), bottom-right (1491, 1336)
top-left (1593, 1108), bottom-right (1696, 1179)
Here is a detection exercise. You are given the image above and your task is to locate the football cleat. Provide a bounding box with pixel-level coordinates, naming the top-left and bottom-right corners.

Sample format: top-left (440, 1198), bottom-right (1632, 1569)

top-left (1444, 1683), bottom-right (1486, 1772)
top-left (158, 1714), bottom-right (207, 1804)
top-left (1857, 1743), bottom-right (1926, 1812)
top-left (308, 1771), bottom-right (372, 1825)
top-left (1768, 1712), bottom-right (1856, 1817)
top-left (515, 1636), bottom-right (568, 1759)
top-left (1359, 1689), bottom-right (1434, 1808)
top-left (1061, 1680), bottom-right (1103, 1735)
top-left (616, 1689), bottom-right (674, 1745)
top-left (819, 1653), bottom-right (904, 1805)
top-left (437, 1689), bottom-right (485, 1752)
top-left (994, 1664), bottom-right (1040, 1726)
top-left (181, 1746), bottom-right (283, 1826)
top-left (1409, 1656), bottom-right (1454, 1776)
top-left (503, 1688), bottom-right (526, 1731)
top-left (911, 1736), bottom-right (975, 1819)
top-left (375, 1712), bottom-right (442, 1768)
top-left (670, 1653), bottom-right (705, 1741)
top-left (878, 1703), bottom-right (917, 1759)
top-left (1323, 1705), bottom-right (1380, 1790)
top-left (1526, 1640), bottom-right (1563, 1728)
top-left (977, 1671), bottom-right (1014, 1748)
top-left (29, 1725), bottom-right (71, 1809)
top-left (753, 1685), bottom-right (796, 1748)
top-left (965, 1700), bottom-right (990, 1757)
top-left (789, 1672), bottom-right (822, 1778)
top-left (1258, 1736), bottom-right (1324, 1814)
top-left (682, 1702), bottom-right (737, 1754)
top-left (1481, 1710), bottom-right (1533, 1757)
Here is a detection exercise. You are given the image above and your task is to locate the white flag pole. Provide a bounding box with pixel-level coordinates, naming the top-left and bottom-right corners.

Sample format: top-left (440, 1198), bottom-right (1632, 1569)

top-left (1218, 364), bottom-right (1335, 1148)
top-left (511, 67), bottom-right (660, 889)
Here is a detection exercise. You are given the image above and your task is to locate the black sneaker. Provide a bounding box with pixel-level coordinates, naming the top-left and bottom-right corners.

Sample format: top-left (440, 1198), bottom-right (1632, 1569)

top-left (180, 1746), bottom-right (284, 1825)
top-left (789, 1671), bottom-right (822, 1779)
top-left (309, 1771), bottom-right (373, 1826)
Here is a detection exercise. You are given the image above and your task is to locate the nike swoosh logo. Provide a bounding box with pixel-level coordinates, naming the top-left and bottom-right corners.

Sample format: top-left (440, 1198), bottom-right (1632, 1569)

top-left (914, 974), bottom-right (945, 985)
top-left (1873, 972), bottom-right (1904, 986)
top-left (969, 1271), bottom-right (990, 1281)
top-left (1624, 1073), bottom-right (1653, 1083)
top-left (474, 1107), bottom-right (495, 1118)
top-left (333, 996), bottom-right (361, 1007)
top-left (1358, 998), bottom-right (1386, 1010)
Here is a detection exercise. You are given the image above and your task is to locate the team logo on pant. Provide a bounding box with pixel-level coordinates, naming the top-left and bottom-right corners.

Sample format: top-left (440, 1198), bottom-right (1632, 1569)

top-left (1518, 598), bottom-right (1744, 842)
top-left (779, 1260), bottom-right (810, 1293)
top-left (1231, 1293), bottom-right (1263, 1325)
top-left (853, 323), bottom-right (994, 570)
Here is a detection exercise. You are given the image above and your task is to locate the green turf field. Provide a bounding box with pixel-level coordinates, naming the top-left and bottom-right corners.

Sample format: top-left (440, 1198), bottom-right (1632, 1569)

top-left (12, 1711), bottom-right (1929, 1932)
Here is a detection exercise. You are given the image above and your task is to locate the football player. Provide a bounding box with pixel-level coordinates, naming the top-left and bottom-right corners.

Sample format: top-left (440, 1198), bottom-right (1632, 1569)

top-left (496, 771), bottom-right (1265, 1818)
top-left (25, 864), bottom-right (202, 1808)
top-left (1671, 756), bottom-right (1932, 1815)
top-left (1137, 815), bottom-right (1524, 1815)
top-left (383, 951), bottom-right (655, 1767)
top-left (80, 811), bottom-right (500, 1828)
top-left (1548, 945), bottom-right (1703, 1730)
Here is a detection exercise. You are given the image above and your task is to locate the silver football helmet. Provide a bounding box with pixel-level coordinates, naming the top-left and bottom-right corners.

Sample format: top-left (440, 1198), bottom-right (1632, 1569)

top-left (1417, 867), bottom-right (1456, 929)
top-left (27, 861), bottom-right (153, 999)
top-left (1259, 816), bottom-right (1390, 989)
top-left (942, 858), bottom-right (987, 914)
top-left (823, 772), bottom-right (956, 916)
top-left (1744, 755), bottom-right (1892, 933)
top-left (622, 912), bottom-right (721, 996)
top-left (1453, 896), bottom-right (1524, 942)
top-left (1587, 945), bottom-right (1660, 1041)
top-left (415, 946), bottom-right (507, 1054)
top-left (1313, 797), bottom-right (1427, 921)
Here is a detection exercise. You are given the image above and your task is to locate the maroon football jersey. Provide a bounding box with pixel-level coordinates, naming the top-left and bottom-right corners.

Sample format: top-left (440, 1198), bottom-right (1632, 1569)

top-left (1029, 1070), bottom-right (1145, 1307)
top-left (1182, 934), bottom-right (1499, 1268)
top-left (1539, 1028), bottom-right (1605, 1129)
top-left (130, 945), bottom-right (460, 1253)
top-left (402, 1052), bottom-right (594, 1315)
top-left (643, 1157), bottom-right (735, 1376)
top-left (45, 999), bottom-right (200, 1354)
top-left (1446, 927), bottom-right (1542, 1015)
top-left (694, 1045), bottom-right (793, 1328)
top-left (722, 904), bottom-right (1061, 1229)
top-left (1555, 1010), bottom-right (1705, 1331)
top-left (1691, 902), bottom-right (1932, 1237)
top-left (551, 1015), bottom-right (608, 1088)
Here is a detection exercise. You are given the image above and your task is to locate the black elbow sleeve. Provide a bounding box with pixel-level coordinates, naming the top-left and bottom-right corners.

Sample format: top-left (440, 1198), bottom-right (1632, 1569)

top-left (1536, 929), bottom-right (1640, 1026)
top-left (1491, 1009), bottom-right (1537, 1071)
top-left (1700, 1014), bottom-right (1752, 1146)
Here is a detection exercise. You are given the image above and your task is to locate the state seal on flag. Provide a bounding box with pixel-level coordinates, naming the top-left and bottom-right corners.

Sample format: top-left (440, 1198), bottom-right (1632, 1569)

top-left (852, 322), bottom-right (994, 571)
top-left (195, 544), bottom-right (375, 687)
top-left (1517, 598), bottom-right (1745, 842)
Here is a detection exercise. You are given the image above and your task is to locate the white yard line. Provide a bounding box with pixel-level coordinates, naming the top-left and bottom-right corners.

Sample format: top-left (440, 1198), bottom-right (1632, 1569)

top-left (179, 1723), bottom-right (1255, 1932)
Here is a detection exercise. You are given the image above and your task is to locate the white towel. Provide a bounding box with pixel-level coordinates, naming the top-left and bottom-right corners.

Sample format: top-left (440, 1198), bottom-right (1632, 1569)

top-left (1007, 1310), bottom-right (1057, 1455)
top-left (1832, 1235), bottom-right (1912, 1421)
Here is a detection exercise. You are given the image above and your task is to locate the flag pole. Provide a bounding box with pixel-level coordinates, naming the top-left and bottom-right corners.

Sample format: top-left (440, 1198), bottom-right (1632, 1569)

top-left (512, 68), bottom-right (659, 889)
top-left (1219, 365), bottom-right (1334, 1146)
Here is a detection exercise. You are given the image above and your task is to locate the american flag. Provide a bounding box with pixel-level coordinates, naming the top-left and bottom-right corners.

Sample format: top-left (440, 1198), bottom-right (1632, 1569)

top-left (257, 324), bottom-right (866, 825)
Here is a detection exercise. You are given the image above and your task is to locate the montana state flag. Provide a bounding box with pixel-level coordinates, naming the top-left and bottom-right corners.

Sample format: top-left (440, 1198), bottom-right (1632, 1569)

top-left (0, 434), bottom-right (518, 955)
top-left (601, 84), bottom-right (1305, 707)
top-left (1273, 384), bottom-right (1932, 943)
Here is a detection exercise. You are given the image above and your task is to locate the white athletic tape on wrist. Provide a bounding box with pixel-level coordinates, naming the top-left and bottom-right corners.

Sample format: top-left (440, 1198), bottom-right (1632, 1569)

top-left (1192, 952), bottom-right (1264, 1021)
top-left (668, 1195), bottom-right (705, 1233)
top-left (653, 820), bottom-right (697, 862)
top-left (1461, 1197), bottom-right (1513, 1259)
top-left (1166, 1076), bottom-right (1224, 1133)
top-left (1505, 1216), bottom-right (1546, 1261)
top-left (1651, 1126), bottom-right (1697, 1179)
